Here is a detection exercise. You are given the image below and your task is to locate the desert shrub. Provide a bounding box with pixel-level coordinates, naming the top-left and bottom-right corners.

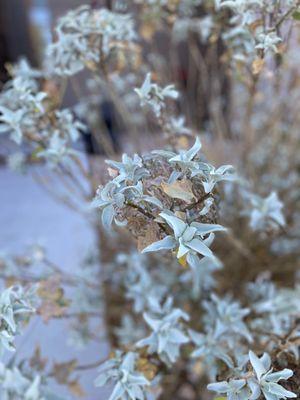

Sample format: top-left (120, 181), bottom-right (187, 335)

top-left (0, 1), bottom-right (300, 399)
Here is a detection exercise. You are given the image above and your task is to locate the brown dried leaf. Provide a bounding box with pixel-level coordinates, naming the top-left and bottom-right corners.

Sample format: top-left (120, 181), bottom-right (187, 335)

top-left (38, 276), bottom-right (69, 322)
top-left (116, 50), bottom-right (126, 71)
top-left (161, 179), bottom-right (196, 203)
top-left (52, 360), bottom-right (77, 384)
top-left (84, 60), bottom-right (98, 72)
top-left (107, 167), bottom-right (118, 179)
top-left (137, 221), bottom-right (161, 252)
top-left (68, 380), bottom-right (86, 397)
top-left (38, 301), bottom-right (68, 322)
top-left (38, 276), bottom-right (63, 301)
top-left (5, 277), bottom-right (19, 287)
top-left (136, 357), bottom-right (158, 381)
top-left (276, 42), bottom-right (285, 55)
top-left (248, 18), bottom-right (263, 33)
top-left (176, 136), bottom-right (190, 149)
top-left (29, 345), bottom-right (47, 371)
top-left (252, 58), bottom-right (265, 75)
top-left (174, 211), bottom-right (186, 220)
top-left (140, 21), bottom-right (157, 41)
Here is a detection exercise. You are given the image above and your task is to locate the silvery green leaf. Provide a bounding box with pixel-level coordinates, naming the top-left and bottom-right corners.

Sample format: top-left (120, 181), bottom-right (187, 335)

top-left (185, 238), bottom-right (214, 258)
top-left (176, 241), bottom-right (189, 258)
top-left (247, 378), bottom-right (261, 399)
top-left (168, 116), bottom-right (191, 136)
top-left (55, 108), bottom-right (85, 142)
top-left (167, 170), bottom-right (182, 184)
top-left (142, 236), bottom-right (176, 253)
top-left (0, 361), bottom-right (47, 400)
top-left (135, 73), bottom-right (178, 117)
top-left (7, 152), bottom-right (26, 173)
top-left (266, 369), bottom-right (294, 383)
top-left (207, 381), bottom-right (231, 393)
top-left (0, 330), bottom-right (15, 352)
top-left (137, 302), bottom-right (189, 364)
top-left (102, 204), bottom-right (115, 229)
top-left (91, 196), bottom-right (110, 209)
top-left (264, 384), bottom-right (296, 399)
top-left (181, 226), bottom-right (197, 243)
top-left (93, 182), bottom-right (127, 229)
top-left (114, 193), bottom-right (125, 208)
top-left (190, 161), bottom-right (211, 178)
top-left (114, 218), bottom-right (127, 227)
top-left (0, 285), bottom-right (36, 354)
top-left (95, 351), bottom-right (150, 400)
top-left (185, 254), bottom-right (221, 298)
top-left (169, 137), bottom-right (201, 163)
top-left (10, 58), bottom-right (42, 79)
top-left (200, 164), bottom-right (236, 193)
top-left (168, 328), bottom-right (189, 343)
top-left (122, 352), bottom-right (136, 370)
top-left (134, 73), bottom-right (151, 100)
top-left (0, 106), bottom-right (25, 144)
top-left (37, 132), bottom-right (78, 168)
top-left (105, 153), bottom-right (148, 184)
top-left (248, 350), bottom-right (296, 399)
top-left (203, 181), bottom-right (215, 193)
top-left (114, 315), bottom-right (146, 346)
top-left (191, 222), bottom-right (227, 236)
top-left (215, 164), bottom-right (235, 175)
top-left (109, 382), bottom-right (125, 400)
top-left (142, 313), bottom-right (162, 332)
top-left (142, 196), bottom-right (163, 209)
top-left (143, 211), bottom-right (224, 260)
top-left (94, 372), bottom-right (110, 387)
top-left (207, 379), bottom-right (247, 399)
top-left (123, 182), bottom-right (163, 209)
top-left (120, 181), bottom-right (143, 197)
top-left (161, 84), bottom-right (179, 99)
top-left (160, 212), bottom-right (187, 238)
top-left (46, 6), bottom-right (136, 76)
top-left (203, 232), bottom-right (215, 247)
top-left (260, 353), bottom-right (272, 372)
top-left (184, 137), bottom-right (202, 160)
top-left (255, 32), bottom-right (282, 53)
top-left (151, 150), bottom-right (177, 159)
top-left (203, 294), bottom-right (252, 342)
top-left (124, 259), bottom-right (167, 314)
top-left (24, 376), bottom-right (42, 400)
top-left (247, 191), bottom-right (285, 232)
top-left (199, 197), bottom-right (214, 216)
top-left (189, 329), bottom-right (233, 378)
top-left (126, 385), bottom-right (145, 400)
top-left (249, 351), bottom-right (269, 379)
top-left (220, 0), bottom-right (264, 26)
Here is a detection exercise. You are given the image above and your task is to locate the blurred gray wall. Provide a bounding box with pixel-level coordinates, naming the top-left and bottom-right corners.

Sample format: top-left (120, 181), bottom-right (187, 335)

top-left (0, 0), bottom-right (36, 80)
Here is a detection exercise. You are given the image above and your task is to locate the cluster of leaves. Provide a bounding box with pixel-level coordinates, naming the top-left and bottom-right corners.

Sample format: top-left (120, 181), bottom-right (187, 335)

top-left (93, 134), bottom-right (234, 270)
top-left (0, 283), bottom-right (60, 399)
top-left (91, 108), bottom-right (298, 399)
top-left (0, 1), bottom-right (300, 399)
top-left (46, 5), bottom-right (137, 76)
top-left (0, 363), bottom-right (45, 400)
top-left (208, 350), bottom-right (296, 399)
top-left (0, 285), bottom-right (36, 353)
top-left (0, 59), bottom-right (84, 168)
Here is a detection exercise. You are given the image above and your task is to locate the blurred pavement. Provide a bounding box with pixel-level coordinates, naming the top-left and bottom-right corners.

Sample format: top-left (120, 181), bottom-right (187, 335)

top-left (0, 165), bottom-right (110, 399)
